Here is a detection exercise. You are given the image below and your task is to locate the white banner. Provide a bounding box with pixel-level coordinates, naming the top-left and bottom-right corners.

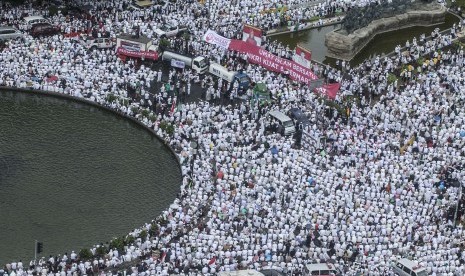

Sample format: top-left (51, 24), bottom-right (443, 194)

top-left (202, 29), bottom-right (231, 49)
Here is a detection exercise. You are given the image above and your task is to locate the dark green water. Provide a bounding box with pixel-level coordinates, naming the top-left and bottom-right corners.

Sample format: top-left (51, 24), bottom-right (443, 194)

top-left (269, 12), bottom-right (460, 66)
top-left (0, 90), bottom-right (181, 265)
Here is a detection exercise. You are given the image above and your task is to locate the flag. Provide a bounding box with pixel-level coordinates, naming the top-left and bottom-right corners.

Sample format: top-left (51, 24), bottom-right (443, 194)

top-left (202, 29), bottom-right (231, 49)
top-left (242, 24), bottom-right (262, 46)
top-left (208, 256), bottom-right (216, 266)
top-left (314, 82), bottom-right (340, 100)
top-left (293, 44), bottom-right (312, 68)
top-left (170, 97), bottom-right (177, 115)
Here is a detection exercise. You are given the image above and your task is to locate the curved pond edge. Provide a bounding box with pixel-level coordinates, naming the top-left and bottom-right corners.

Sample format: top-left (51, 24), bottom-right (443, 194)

top-left (0, 86), bottom-right (182, 173)
top-left (325, 5), bottom-right (449, 60)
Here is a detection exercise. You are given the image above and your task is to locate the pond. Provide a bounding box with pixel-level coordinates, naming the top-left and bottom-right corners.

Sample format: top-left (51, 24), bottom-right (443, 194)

top-left (0, 90), bottom-right (181, 265)
top-left (268, 12), bottom-right (460, 66)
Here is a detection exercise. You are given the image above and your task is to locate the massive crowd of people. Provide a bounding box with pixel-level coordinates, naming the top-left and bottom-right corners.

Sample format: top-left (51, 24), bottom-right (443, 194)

top-left (1, 0), bottom-right (465, 275)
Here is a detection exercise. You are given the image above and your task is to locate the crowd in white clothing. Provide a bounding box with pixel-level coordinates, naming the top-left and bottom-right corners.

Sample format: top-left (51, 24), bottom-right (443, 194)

top-left (1, 0), bottom-right (465, 275)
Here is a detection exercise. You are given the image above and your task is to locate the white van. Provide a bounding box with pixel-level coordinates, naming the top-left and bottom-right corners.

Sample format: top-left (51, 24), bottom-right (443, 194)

top-left (392, 258), bottom-right (428, 276)
top-left (23, 15), bottom-right (48, 29)
top-left (304, 263), bottom-right (340, 276)
top-left (218, 270), bottom-right (265, 276)
top-left (268, 110), bottom-right (296, 136)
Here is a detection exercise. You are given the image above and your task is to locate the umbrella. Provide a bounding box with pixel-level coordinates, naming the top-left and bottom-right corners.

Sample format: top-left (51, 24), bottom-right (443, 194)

top-left (460, 130), bottom-right (465, 137)
top-left (46, 75), bottom-right (58, 82)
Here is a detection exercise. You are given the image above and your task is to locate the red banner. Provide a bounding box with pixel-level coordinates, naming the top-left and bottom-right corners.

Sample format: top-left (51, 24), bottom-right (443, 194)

top-left (314, 83), bottom-right (340, 100)
top-left (116, 47), bottom-right (158, 60)
top-left (229, 39), bottom-right (318, 84)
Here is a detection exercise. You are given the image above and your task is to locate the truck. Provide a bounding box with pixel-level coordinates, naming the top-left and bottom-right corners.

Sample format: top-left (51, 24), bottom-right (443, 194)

top-left (209, 62), bottom-right (250, 90)
top-left (80, 35), bottom-right (115, 50)
top-left (161, 50), bottom-right (208, 74)
top-left (115, 34), bottom-right (158, 60)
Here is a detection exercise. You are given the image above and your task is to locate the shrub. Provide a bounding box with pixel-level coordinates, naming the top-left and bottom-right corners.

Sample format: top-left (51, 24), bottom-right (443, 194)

top-left (158, 38), bottom-right (171, 51)
top-left (387, 73), bottom-right (398, 84)
top-left (95, 245), bottom-right (107, 257)
top-left (79, 248), bottom-right (93, 260)
top-left (139, 230), bottom-right (148, 241)
top-left (149, 114), bottom-right (157, 122)
top-left (106, 94), bottom-right (117, 103)
top-left (141, 109), bottom-right (150, 118)
top-left (130, 106), bottom-right (139, 114)
top-left (125, 235), bottom-right (135, 245)
top-left (109, 237), bottom-right (125, 252)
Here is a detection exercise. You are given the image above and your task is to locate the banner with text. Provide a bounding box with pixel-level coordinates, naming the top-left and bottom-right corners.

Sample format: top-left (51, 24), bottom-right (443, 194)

top-left (202, 29), bottom-right (231, 49)
top-left (293, 44), bottom-right (312, 68)
top-left (117, 47), bottom-right (158, 60)
top-left (229, 39), bottom-right (318, 84)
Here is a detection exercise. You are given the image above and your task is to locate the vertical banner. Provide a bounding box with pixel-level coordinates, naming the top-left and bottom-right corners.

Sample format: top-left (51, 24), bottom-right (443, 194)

top-left (242, 24), bottom-right (263, 46)
top-left (293, 44), bottom-right (312, 68)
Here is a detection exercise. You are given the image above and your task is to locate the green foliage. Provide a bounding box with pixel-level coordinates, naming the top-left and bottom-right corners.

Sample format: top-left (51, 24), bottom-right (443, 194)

top-left (119, 98), bottom-right (129, 106)
top-left (158, 38), bottom-right (171, 51)
top-left (48, 5), bottom-right (59, 16)
top-left (79, 248), bottom-right (93, 260)
top-left (387, 73), bottom-right (398, 84)
top-left (95, 245), bottom-right (107, 257)
top-left (125, 235), bottom-right (136, 245)
top-left (130, 106), bottom-right (139, 114)
top-left (166, 124), bottom-right (175, 135)
top-left (307, 16), bottom-right (321, 22)
top-left (149, 223), bottom-right (159, 236)
top-left (109, 237), bottom-right (125, 252)
top-left (149, 114), bottom-right (157, 122)
top-left (139, 230), bottom-right (148, 241)
top-left (416, 57), bottom-right (425, 66)
top-left (159, 121), bottom-right (175, 135)
top-left (106, 94), bottom-right (118, 103)
top-left (141, 109), bottom-right (150, 118)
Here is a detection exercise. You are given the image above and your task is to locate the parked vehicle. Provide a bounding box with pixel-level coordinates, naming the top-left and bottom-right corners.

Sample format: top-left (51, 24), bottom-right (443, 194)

top-left (267, 110), bottom-right (296, 136)
top-left (30, 23), bottom-right (60, 37)
top-left (392, 259), bottom-right (428, 276)
top-left (23, 15), bottom-right (48, 29)
top-left (80, 35), bottom-right (115, 50)
top-left (209, 63), bottom-right (250, 90)
top-left (128, 0), bottom-right (154, 10)
top-left (303, 263), bottom-right (341, 276)
top-left (218, 270), bottom-right (265, 276)
top-left (116, 34), bottom-right (158, 60)
top-left (287, 107), bottom-right (310, 130)
top-left (154, 22), bottom-right (187, 38)
top-left (161, 51), bottom-right (208, 74)
top-left (0, 26), bottom-right (23, 41)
